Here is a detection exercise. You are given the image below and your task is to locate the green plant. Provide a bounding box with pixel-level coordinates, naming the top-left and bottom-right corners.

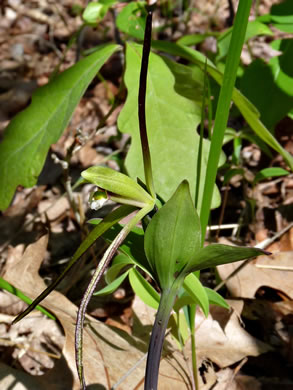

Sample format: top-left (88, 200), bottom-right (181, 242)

top-left (2, 1), bottom-right (291, 389)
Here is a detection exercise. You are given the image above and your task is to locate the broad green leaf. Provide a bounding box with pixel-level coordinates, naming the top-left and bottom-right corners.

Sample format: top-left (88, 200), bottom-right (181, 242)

top-left (182, 273), bottom-right (209, 317)
top-left (0, 44), bottom-right (119, 211)
top-left (144, 181), bottom-right (201, 290)
top-left (270, 0), bottom-right (293, 24)
top-left (0, 277), bottom-right (55, 320)
top-left (269, 0), bottom-right (293, 32)
top-left (118, 43), bottom-right (223, 209)
top-left (217, 20), bottom-right (272, 62)
top-left (253, 167), bottom-right (289, 186)
top-left (177, 33), bottom-right (217, 46)
top-left (116, 1), bottom-right (146, 40)
top-left (204, 287), bottom-right (229, 309)
top-left (129, 268), bottom-right (160, 309)
top-left (240, 40), bottom-right (293, 130)
top-left (83, 0), bottom-right (116, 24)
top-left (82, 166), bottom-right (154, 208)
top-left (151, 40), bottom-right (293, 171)
top-left (184, 244), bottom-right (266, 274)
top-left (94, 270), bottom-right (130, 296)
top-left (273, 24), bottom-right (293, 33)
top-left (105, 253), bottom-right (133, 284)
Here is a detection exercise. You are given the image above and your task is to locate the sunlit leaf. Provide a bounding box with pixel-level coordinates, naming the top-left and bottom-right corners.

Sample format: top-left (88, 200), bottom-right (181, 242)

top-left (0, 44), bottom-right (120, 210)
top-left (116, 1), bottom-right (146, 40)
top-left (144, 181), bottom-right (201, 290)
top-left (185, 244), bottom-right (267, 274)
top-left (118, 43), bottom-right (224, 209)
top-left (81, 166), bottom-right (154, 207)
top-left (253, 167), bottom-right (289, 186)
top-left (182, 273), bottom-right (209, 317)
top-left (0, 277), bottom-right (55, 320)
top-left (204, 287), bottom-right (229, 309)
top-left (217, 20), bottom-right (272, 61)
top-left (83, 0), bottom-right (116, 24)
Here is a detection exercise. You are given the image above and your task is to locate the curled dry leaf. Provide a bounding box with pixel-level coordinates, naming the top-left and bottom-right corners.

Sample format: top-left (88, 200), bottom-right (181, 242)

top-left (192, 301), bottom-right (271, 368)
top-left (2, 235), bottom-right (195, 389)
top-left (217, 251), bottom-right (293, 299)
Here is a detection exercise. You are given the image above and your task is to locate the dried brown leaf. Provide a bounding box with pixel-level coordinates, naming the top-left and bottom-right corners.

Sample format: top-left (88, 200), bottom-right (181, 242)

top-left (217, 252), bottom-right (293, 298)
top-left (2, 236), bottom-right (193, 389)
top-left (192, 302), bottom-right (271, 368)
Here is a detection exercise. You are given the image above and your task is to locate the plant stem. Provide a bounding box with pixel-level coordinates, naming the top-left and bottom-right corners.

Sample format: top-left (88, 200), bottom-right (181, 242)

top-left (144, 286), bottom-right (179, 390)
top-left (188, 304), bottom-right (199, 390)
top-left (138, 9), bottom-right (156, 199)
top-left (76, 204), bottom-right (154, 389)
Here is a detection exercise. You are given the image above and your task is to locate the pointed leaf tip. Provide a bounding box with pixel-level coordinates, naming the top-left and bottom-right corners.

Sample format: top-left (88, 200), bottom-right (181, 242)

top-left (144, 181), bottom-right (201, 289)
top-left (184, 244), bottom-right (267, 274)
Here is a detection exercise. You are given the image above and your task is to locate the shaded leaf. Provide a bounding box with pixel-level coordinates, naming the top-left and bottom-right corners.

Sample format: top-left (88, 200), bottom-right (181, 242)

top-left (182, 273), bottom-right (209, 317)
top-left (151, 40), bottom-right (293, 170)
top-left (270, 0), bottom-right (293, 24)
top-left (105, 253), bottom-right (133, 284)
top-left (94, 270), bottom-right (130, 296)
top-left (103, 224), bottom-right (152, 275)
top-left (13, 205), bottom-right (136, 323)
top-left (129, 268), bottom-right (160, 309)
top-left (240, 39), bottom-right (293, 130)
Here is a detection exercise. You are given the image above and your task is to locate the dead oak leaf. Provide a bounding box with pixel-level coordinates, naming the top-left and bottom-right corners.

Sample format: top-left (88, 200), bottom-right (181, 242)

top-left (2, 235), bottom-right (194, 389)
top-left (217, 251), bottom-right (293, 299)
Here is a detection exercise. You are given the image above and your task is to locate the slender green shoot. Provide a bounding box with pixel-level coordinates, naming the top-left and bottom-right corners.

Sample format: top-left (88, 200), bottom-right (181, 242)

top-left (200, 0), bottom-right (253, 242)
top-left (0, 277), bottom-right (55, 320)
top-left (188, 304), bottom-right (199, 390)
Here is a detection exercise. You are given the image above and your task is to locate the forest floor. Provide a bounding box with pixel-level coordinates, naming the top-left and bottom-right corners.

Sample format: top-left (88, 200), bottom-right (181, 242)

top-left (1, 1), bottom-right (293, 389)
